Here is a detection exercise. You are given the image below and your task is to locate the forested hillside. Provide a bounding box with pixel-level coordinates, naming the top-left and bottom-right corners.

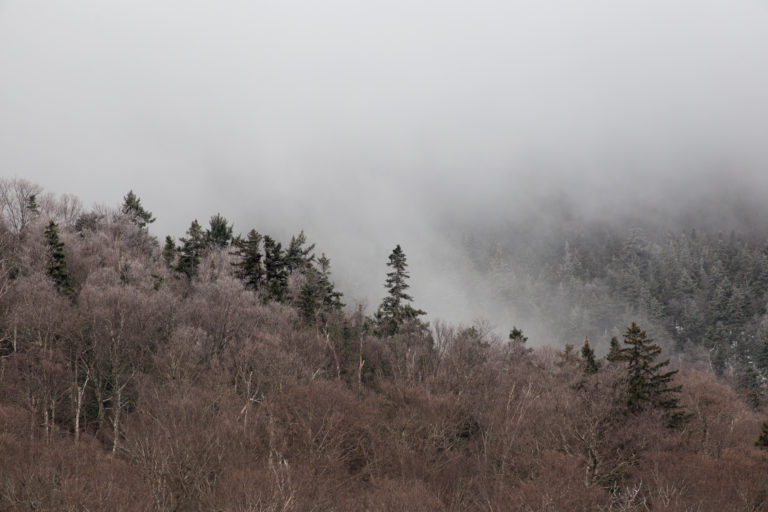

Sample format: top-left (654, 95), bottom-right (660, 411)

top-left (1, 178), bottom-right (767, 511)
top-left (458, 206), bottom-right (768, 389)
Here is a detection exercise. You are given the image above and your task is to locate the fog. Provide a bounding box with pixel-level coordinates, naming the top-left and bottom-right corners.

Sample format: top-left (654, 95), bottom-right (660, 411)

top-left (2, 1), bottom-right (768, 337)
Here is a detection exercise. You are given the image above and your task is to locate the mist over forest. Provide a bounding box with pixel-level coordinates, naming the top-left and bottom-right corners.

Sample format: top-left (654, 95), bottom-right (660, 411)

top-left (2, 1), bottom-right (768, 510)
top-left (3, 0), bottom-right (768, 335)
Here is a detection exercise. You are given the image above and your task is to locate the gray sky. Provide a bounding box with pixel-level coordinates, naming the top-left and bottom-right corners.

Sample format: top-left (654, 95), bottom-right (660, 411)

top-left (2, 0), bottom-right (768, 331)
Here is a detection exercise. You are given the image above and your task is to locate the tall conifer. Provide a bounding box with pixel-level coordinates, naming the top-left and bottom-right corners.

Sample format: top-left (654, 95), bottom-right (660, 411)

top-left (264, 235), bottom-right (288, 302)
top-left (121, 190), bottom-right (155, 230)
top-left (608, 323), bottom-right (690, 427)
top-left (176, 220), bottom-right (205, 278)
top-left (44, 220), bottom-right (74, 297)
top-left (206, 213), bottom-right (233, 249)
top-left (376, 245), bottom-right (425, 335)
top-left (231, 229), bottom-right (264, 291)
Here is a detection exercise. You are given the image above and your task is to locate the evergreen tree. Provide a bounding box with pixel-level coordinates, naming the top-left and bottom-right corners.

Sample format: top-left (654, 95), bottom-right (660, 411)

top-left (176, 220), bottom-right (205, 279)
top-left (121, 190), bottom-right (155, 230)
top-left (231, 229), bottom-right (264, 292)
top-left (26, 194), bottom-right (40, 215)
top-left (581, 336), bottom-right (600, 375)
top-left (162, 236), bottom-right (177, 268)
top-left (298, 254), bottom-right (344, 325)
top-left (75, 212), bottom-right (101, 234)
top-left (756, 422), bottom-right (768, 450)
top-left (263, 235), bottom-right (288, 302)
top-left (376, 245), bottom-right (425, 335)
top-left (285, 230), bottom-right (315, 271)
top-left (44, 220), bottom-right (74, 297)
top-left (206, 213), bottom-right (233, 249)
top-left (509, 326), bottom-right (528, 344)
top-left (608, 336), bottom-right (621, 360)
top-left (317, 254), bottom-right (344, 311)
top-left (608, 322), bottom-right (690, 427)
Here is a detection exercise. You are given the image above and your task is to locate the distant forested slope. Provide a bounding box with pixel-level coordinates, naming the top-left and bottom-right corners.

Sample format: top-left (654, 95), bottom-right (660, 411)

top-left (457, 202), bottom-right (768, 386)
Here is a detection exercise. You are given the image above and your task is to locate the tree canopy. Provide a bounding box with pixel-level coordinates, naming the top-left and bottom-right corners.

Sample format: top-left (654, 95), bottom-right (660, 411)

top-left (121, 190), bottom-right (155, 230)
top-left (376, 245), bottom-right (425, 335)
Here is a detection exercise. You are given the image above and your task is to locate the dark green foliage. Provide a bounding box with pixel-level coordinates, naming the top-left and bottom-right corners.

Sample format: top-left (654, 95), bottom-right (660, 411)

top-left (317, 254), bottom-right (344, 310)
top-left (206, 213), bottom-right (233, 249)
top-left (608, 323), bottom-right (690, 427)
top-left (263, 235), bottom-right (288, 302)
top-left (298, 254), bottom-right (344, 325)
top-left (757, 422), bottom-right (768, 449)
top-left (175, 220), bottom-right (205, 279)
top-left (608, 336), bottom-right (620, 360)
top-left (581, 337), bottom-right (600, 375)
top-left (466, 221), bottom-right (768, 370)
top-left (26, 194), bottom-right (39, 214)
top-left (231, 229), bottom-right (264, 292)
top-left (509, 326), bottom-right (528, 344)
top-left (376, 245), bottom-right (426, 336)
top-left (285, 230), bottom-right (315, 271)
top-left (44, 220), bottom-right (74, 297)
top-left (162, 236), bottom-right (176, 268)
top-left (75, 212), bottom-right (101, 234)
top-left (121, 190), bottom-right (155, 229)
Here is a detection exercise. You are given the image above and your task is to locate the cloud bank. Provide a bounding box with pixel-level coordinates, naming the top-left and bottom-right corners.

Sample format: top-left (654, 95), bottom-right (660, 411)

top-left (2, 0), bottom-right (768, 332)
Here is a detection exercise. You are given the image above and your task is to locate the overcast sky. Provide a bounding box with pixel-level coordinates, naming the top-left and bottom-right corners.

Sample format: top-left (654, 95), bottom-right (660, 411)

top-left (2, 1), bottom-right (768, 329)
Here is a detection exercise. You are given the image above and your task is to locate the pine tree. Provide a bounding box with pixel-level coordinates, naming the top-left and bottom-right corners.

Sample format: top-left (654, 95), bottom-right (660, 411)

top-left (608, 322), bottom-right (690, 427)
top-left (44, 220), bottom-right (74, 297)
top-left (206, 213), bottom-right (233, 249)
top-left (509, 326), bottom-right (528, 344)
top-left (121, 190), bottom-right (155, 230)
top-left (376, 245), bottom-right (425, 335)
top-left (298, 254), bottom-right (344, 325)
top-left (581, 337), bottom-right (600, 375)
top-left (285, 230), bottom-right (315, 271)
top-left (162, 236), bottom-right (177, 268)
top-left (176, 220), bottom-right (205, 279)
top-left (231, 229), bottom-right (264, 292)
top-left (263, 235), bottom-right (288, 302)
top-left (317, 254), bottom-right (344, 311)
top-left (608, 336), bottom-right (621, 359)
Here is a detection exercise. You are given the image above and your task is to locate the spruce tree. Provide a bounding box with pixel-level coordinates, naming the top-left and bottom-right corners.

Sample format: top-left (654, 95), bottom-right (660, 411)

top-left (176, 220), bottom-right (205, 279)
top-left (376, 245), bottom-right (425, 335)
top-left (231, 229), bottom-right (264, 292)
top-left (44, 220), bottom-right (74, 297)
top-left (121, 190), bottom-right (155, 230)
top-left (263, 235), bottom-right (288, 302)
top-left (206, 213), bottom-right (233, 249)
top-left (581, 337), bottom-right (600, 375)
top-left (608, 322), bottom-right (690, 427)
top-left (317, 254), bottom-right (344, 311)
top-left (162, 236), bottom-right (177, 268)
top-left (298, 254), bottom-right (344, 325)
top-left (509, 326), bottom-right (528, 344)
top-left (285, 230), bottom-right (315, 271)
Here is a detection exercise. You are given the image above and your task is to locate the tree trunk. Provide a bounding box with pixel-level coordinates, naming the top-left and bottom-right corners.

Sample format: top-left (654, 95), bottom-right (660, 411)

top-left (112, 384), bottom-right (122, 455)
top-left (73, 369), bottom-right (89, 443)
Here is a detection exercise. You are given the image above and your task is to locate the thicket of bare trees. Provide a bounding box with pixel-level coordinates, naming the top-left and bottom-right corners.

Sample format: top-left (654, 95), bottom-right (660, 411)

top-left (1, 178), bottom-right (767, 511)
